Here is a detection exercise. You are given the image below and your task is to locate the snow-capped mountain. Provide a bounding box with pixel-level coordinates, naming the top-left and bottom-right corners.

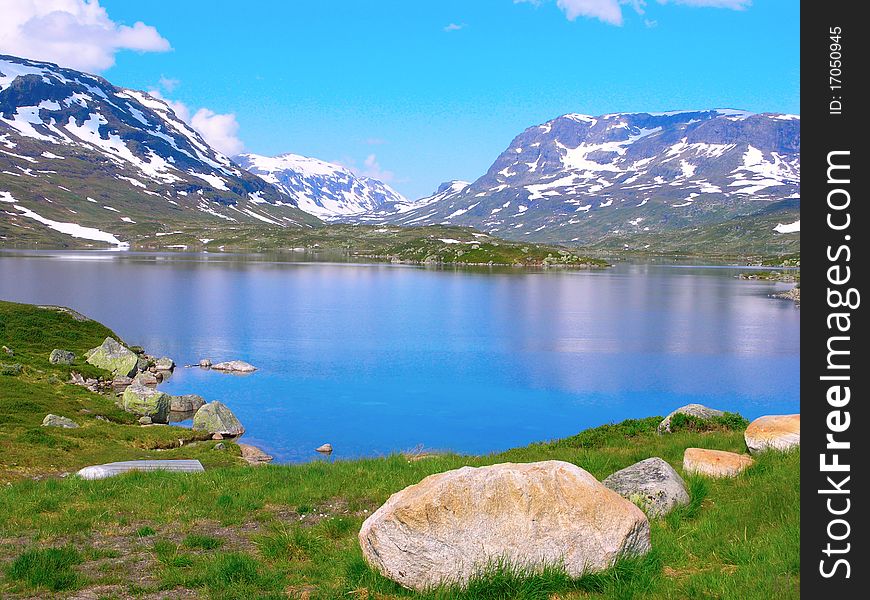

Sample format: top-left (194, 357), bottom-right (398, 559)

top-left (1, 54), bottom-right (318, 245)
top-left (234, 152), bottom-right (407, 220)
top-left (380, 110), bottom-right (799, 244)
top-left (352, 179), bottom-right (471, 223)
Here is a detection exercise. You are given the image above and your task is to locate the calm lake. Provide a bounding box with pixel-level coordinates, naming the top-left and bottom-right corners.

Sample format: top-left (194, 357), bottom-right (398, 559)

top-left (0, 250), bottom-right (799, 462)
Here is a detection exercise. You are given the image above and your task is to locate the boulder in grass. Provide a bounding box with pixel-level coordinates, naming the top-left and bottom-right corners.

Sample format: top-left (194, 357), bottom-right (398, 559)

top-left (170, 394), bottom-right (206, 413)
top-left (86, 337), bottom-right (138, 377)
top-left (122, 384), bottom-right (170, 423)
top-left (603, 457), bottom-right (690, 517)
top-left (683, 448), bottom-right (754, 478)
top-left (192, 401), bottom-right (245, 436)
top-left (42, 414), bottom-right (79, 428)
top-left (49, 349), bottom-right (75, 365)
top-left (658, 404), bottom-right (725, 433)
top-left (744, 414), bottom-right (800, 454)
top-left (211, 360), bottom-right (257, 373)
top-left (359, 460), bottom-right (650, 592)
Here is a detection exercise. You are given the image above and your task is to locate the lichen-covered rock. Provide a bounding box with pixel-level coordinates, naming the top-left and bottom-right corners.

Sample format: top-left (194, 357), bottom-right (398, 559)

top-left (48, 349), bottom-right (75, 365)
top-left (658, 404), bottom-right (725, 433)
top-left (170, 394), bottom-right (206, 413)
top-left (154, 357), bottom-right (175, 371)
top-left (359, 460), bottom-right (651, 591)
top-left (122, 383), bottom-right (170, 423)
top-left (42, 414), bottom-right (79, 428)
top-left (86, 337), bottom-right (138, 377)
top-left (683, 448), bottom-right (754, 478)
top-left (211, 360), bottom-right (257, 373)
top-left (603, 457), bottom-right (690, 517)
top-left (745, 414), bottom-right (800, 454)
top-left (192, 401), bottom-right (244, 436)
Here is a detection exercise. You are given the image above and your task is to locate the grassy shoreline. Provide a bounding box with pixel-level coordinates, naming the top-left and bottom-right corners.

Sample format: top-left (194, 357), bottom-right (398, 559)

top-left (0, 301), bottom-right (799, 598)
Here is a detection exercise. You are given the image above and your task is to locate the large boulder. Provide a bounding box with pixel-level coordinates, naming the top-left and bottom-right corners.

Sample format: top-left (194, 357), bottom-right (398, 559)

top-left (359, 460), bottom-right (650, 591)
top-left (211, 360), bottom-right (257, 373)
top-left (42, 414), bottom-right (79, 428)
top-left (603, 457), bottom-right (690, 517)
top-left (170, 394), bottom-right (206, 413)
top-left (86, 337), bottom-right (138, 377)
top-left (658, 404), bottom-right (725, 433)
top-left (192, 401), bottom-right (245, 436)
top-left (744, 414), bottom-right (800, 454)
top-left (683, 448), bottom-right (754, 478)
top-left (48, 349), bottom-right (75, 365)
top-left (122, 383), bottom-right (170, 423)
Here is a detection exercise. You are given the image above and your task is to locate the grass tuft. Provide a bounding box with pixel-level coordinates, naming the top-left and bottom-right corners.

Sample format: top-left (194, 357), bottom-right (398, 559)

top-left (5, 546), bottom-right (84, 592)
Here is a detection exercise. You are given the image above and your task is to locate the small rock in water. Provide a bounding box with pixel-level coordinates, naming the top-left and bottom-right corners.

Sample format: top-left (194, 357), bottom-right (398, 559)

top-left (211, 360), bottom-right (257, 373)
top-left (138, 416), bottom-right (153, 425)
top-left (42, 414), bottom-right (79, 428)
top-left (48, 349), bottom-right (75, 365)
top-left (199, 358), bottom-right (212, 368)
top-left (154, 357), bottom-right (175, 371)
top-left (316, 443), bottom-right (333, 453)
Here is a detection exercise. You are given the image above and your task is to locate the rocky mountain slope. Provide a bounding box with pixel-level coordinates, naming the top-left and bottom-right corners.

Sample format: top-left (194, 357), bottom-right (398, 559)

top-left (1, 54), bottom-right (318, 246)
top-left (375, 110), bottom-right (799, 249)
top-left (234, 152), bottom-right (408, 221)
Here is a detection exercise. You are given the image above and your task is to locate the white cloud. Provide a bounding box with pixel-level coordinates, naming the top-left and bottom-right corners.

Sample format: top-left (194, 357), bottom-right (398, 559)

top-left (337, 154), bottom-right (396, 183)
top-left (516, 0), bottom-right (749, 25)
top-left (190, 109), bottom-right (244, 156)
top-left (148, 90), bottom-right (244, 156)
top-left (0, 0), bottom-right (170, 72)
top-left (444, 23), bottom-right (466, 32)
top-left (158, 76), bottom-right (180, 92)
top-left (660, 0), bottom-right (751, 8)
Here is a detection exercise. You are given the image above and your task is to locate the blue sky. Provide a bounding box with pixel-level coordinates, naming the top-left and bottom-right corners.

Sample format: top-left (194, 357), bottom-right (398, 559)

top-left (4, 1), bottom-right (799, 199)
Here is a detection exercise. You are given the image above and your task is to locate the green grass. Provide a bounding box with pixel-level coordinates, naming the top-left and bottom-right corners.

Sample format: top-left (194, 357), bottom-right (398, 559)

top-left (0, 301), bottom-right (799, 598)
top-left (5, 546), bottom-right (84, 592)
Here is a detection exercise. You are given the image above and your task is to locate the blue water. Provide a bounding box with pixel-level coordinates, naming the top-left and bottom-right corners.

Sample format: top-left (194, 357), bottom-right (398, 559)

top-left (0, 251), bottom-right (800, 462)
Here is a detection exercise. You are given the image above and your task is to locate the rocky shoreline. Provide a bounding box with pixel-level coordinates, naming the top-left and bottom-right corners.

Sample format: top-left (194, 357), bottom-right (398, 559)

top-left (48, 336), bottom-right (272, 466)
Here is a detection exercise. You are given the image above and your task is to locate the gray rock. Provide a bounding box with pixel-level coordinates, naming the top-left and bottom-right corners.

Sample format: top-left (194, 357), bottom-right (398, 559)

top-left (170, 394), bottom-right (206, 413)
top-left (86, 337), bottom-right (138, 377)
top-left (42, 414), bottom-right (79, 428)
top-left (239, 443), bottom-right (273, 465)
top-left (154, 357), bottom-right (175, 371)
top-left (658, 403), bottom-right (725, 433)
top-left (315, 443), bottom-right (333, 453)
top-left (111, 376), bottom-right (133, 393)
top-left (603, 458), bottom-right (690, 517)
top-left (192, 401), bottom-right (245, 436)
top-left (211, 360), bottom-right (257, 373)
top-left (48, 349), bottom-right (75, 365)
top-left (138, 416), bottom-right (153, 425)
top-left (122, 384), bottom-right (170, 423)
top-left (198, 358), bottom-right (212, 368)
top-left (132, 372), bottom-right (159, 386)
